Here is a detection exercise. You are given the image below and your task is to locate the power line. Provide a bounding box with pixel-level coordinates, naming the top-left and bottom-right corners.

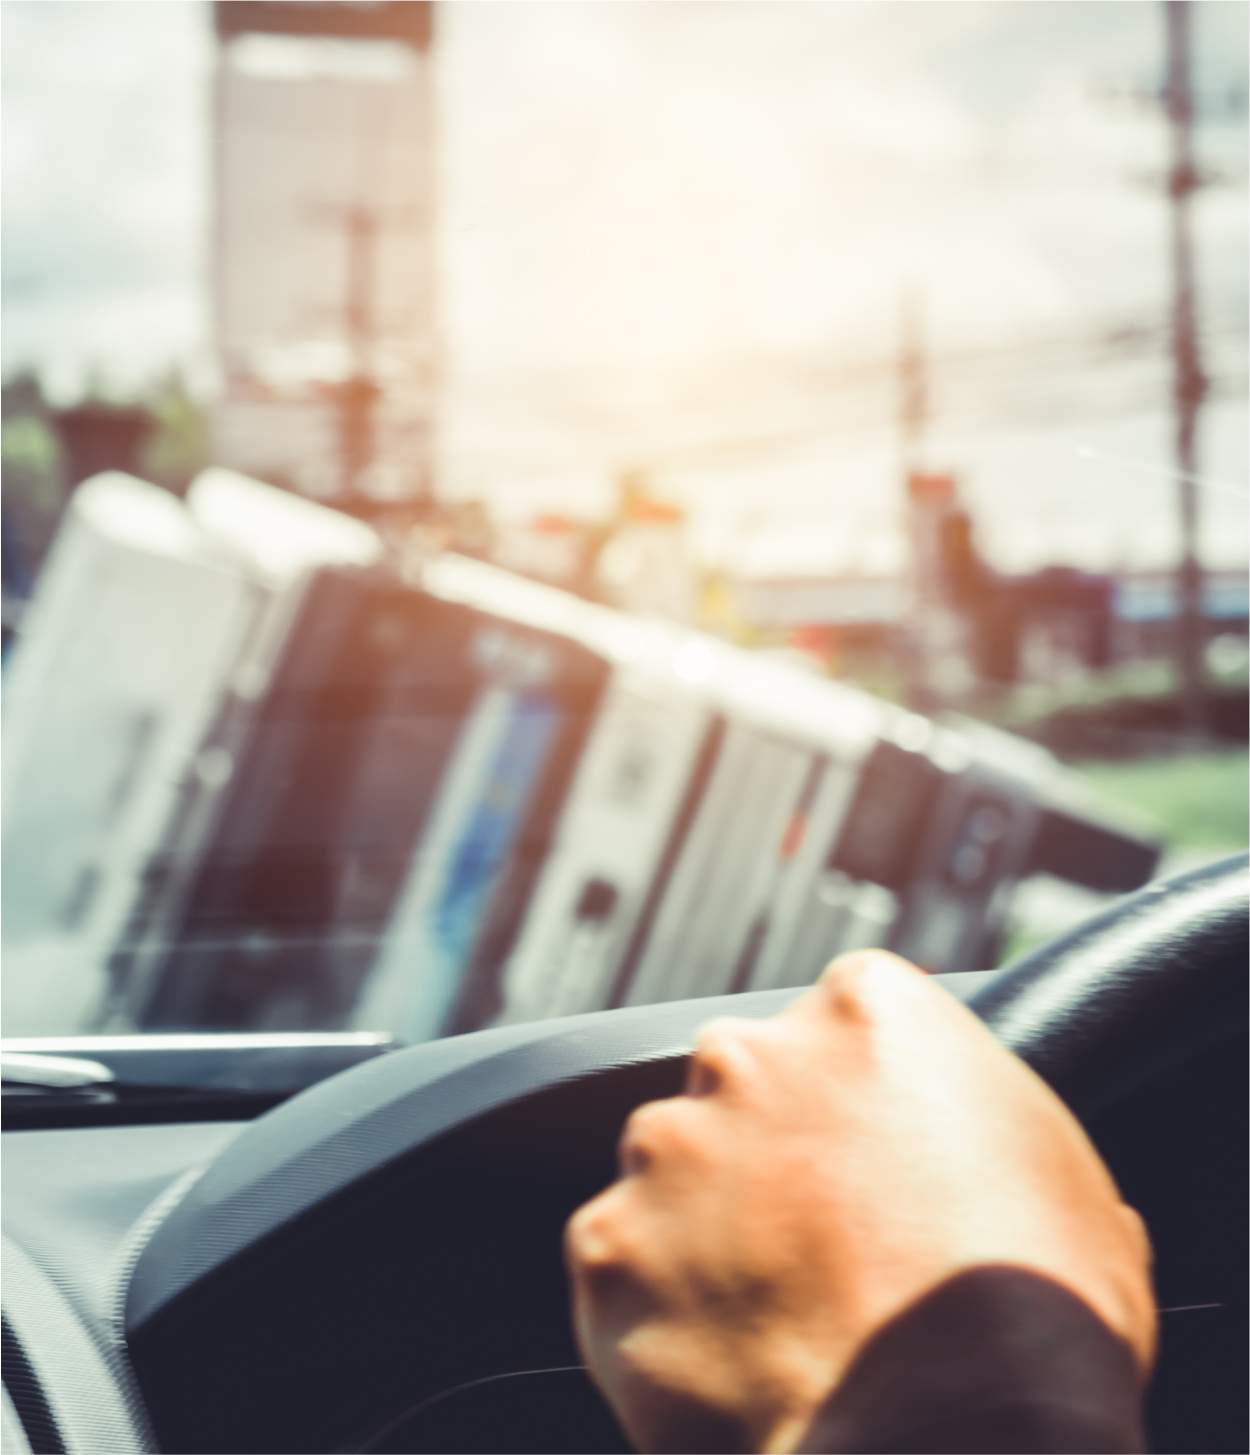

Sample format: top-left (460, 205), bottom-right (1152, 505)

top-left (304, 198), bottom-right (424, 502)
top-left (451, 346), bottom-right (1245, 474)
top-left (439, 369), bottom-right (1247, 477)
top-left (1164, 0), bottom-right (1208, 730)
top-left (452, 312), bottom-right (1245, 425)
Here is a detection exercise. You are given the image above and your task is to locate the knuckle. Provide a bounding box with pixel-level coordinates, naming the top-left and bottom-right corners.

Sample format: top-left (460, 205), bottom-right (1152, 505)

top-left (1119, 1202), bottom-right (1154, 1266)
top-left (690, 1017), bottom-right (760, 1088)
top-left (565, 1194), bottom-right (623, 1272)
top-left (620, 1097), bottom-right (695, 1165)
top-left (818, 950), bottom-right (913, 1020)
top-left (621, 1099), bottom-right (671, 1153)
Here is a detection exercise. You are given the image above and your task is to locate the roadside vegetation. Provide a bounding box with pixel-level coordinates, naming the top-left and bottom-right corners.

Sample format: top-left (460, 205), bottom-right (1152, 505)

top-left (1077, 750), bottom-right (1248, 861)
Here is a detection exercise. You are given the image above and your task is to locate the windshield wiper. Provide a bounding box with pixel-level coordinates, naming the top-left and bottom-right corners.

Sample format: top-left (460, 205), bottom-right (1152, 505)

top-left (1, 1050), bottom-right (115, 1091)
top-left (0, 1033), bottom-right (396, 1118)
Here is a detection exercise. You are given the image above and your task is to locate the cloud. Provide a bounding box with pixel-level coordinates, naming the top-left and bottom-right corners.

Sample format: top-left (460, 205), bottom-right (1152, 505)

top-left (440, 0), bottom-right (1246, 378)
top-left (1, 1), bottom-right (212, 391)
top-left (1, 0), bottom-right (1245, 569)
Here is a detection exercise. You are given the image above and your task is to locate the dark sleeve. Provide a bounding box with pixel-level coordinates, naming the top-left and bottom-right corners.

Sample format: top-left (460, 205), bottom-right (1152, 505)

top-left (803, 1266), bottom-right (1148, 1454)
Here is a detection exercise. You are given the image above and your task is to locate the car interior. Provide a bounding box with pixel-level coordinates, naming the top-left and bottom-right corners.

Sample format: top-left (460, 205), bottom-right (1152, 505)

top-left (3, 7), bottom-right (1247, 1455)
top-left (2, 852), bottom-right (1245, 1455)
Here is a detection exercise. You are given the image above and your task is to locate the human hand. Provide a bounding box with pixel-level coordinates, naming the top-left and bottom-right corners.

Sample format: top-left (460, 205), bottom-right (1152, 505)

top-left (565, 951), bottom-right (1155, 1453)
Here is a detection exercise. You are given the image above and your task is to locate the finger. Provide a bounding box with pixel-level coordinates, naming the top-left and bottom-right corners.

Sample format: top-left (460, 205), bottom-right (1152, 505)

top-left (618, 1095), bottom-right (705, 1176)
top-left (565, 1180), bottom-right (653, 1281)
top-left (685, 1016), bottom-right (769, 1098)
top-left (565, 1183), bottom-right (669, 1339)
top-left (783, 948), bottom-right (933, 1027)
top-left (566, 1184), bottom-right (623, 1274)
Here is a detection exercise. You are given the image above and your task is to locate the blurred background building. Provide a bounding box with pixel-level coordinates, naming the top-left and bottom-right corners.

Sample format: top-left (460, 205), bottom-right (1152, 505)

top-left (1, 0), bottom-right (1247, 1042)
top-left (211, 1), bottom-right (437, 516)
top-left (2, 0), bottom-right (1247, 780)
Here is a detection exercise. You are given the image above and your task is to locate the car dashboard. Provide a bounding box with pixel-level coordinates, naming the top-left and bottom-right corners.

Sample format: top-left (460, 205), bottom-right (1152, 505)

top-left (2, 973), bottom-right (1245, 1455)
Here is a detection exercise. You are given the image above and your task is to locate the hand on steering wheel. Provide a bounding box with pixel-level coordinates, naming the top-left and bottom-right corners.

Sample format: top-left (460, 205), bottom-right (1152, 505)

top-left (566, 950), bottom-right (1156, 1454)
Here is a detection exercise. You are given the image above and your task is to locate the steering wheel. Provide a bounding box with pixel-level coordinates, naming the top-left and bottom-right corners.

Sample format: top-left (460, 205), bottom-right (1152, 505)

top-left (126, 854), bottom-right (1248, 1455)
top-left (971, 850), bottom-right (1248, 1113)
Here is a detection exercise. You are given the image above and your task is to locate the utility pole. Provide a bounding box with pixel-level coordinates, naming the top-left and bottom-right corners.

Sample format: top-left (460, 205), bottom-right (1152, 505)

top-left (1163, 0), bottom-right (1208, 733)
top-left (307, 201), bottom-right (394, 505)
top-left (212, 2), bottom-right (435, 502)
top-left (341, 204), bottom-right (380, 506)
top-left (899, 292), bottom-right (926, 478)
top-left (896, 293), bottom-right (980, 712)
top-left (898, 292), bottom-right (934, 711)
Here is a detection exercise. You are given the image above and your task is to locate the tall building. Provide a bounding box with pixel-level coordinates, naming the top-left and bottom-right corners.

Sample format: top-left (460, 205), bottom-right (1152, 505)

top-left (211, 2), bottom-right (436, 508)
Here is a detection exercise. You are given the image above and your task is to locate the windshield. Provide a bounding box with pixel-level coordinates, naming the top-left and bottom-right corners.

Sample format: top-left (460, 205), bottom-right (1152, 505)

top-left (2, 2), bottom-right (1247, 1071)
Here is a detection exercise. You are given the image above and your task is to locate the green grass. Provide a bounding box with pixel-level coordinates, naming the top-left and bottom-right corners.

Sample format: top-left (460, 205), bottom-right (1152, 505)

top-left (1001, 749), bottom-right (1247, 962)
top-left (935, 657), bottom-right (1249, 738)
top-left (997, 661), bottom-right (1178, 722)
top-left (1075, 750), bottom-right (1249, 857)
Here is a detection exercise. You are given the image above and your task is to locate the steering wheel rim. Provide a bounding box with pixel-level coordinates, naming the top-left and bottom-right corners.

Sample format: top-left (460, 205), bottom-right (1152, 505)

top-left (970, 852), bottom-right (1248, 1116)
top-left (124, 854), bottom-right (1249, 1455)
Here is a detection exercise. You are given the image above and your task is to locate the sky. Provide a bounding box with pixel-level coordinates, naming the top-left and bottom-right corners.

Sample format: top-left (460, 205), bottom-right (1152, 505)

top-left (2, 0), bottom-right (1247, 572)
